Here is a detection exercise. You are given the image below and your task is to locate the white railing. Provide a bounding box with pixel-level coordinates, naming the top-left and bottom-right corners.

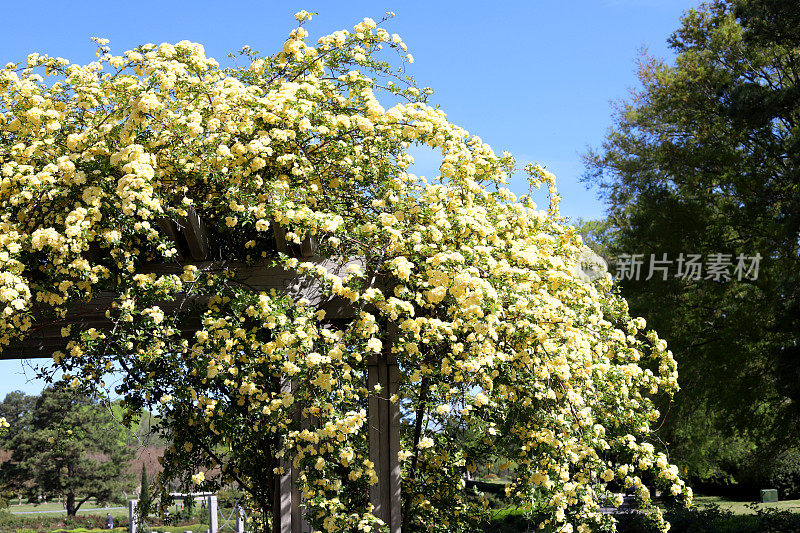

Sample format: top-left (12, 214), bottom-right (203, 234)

top-left (128, 495), bottom-right (245, 533)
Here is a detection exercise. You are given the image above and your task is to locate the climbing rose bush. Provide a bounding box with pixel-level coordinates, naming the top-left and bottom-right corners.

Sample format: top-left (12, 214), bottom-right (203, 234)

top-left (0, 11), bottom-right (689, 532)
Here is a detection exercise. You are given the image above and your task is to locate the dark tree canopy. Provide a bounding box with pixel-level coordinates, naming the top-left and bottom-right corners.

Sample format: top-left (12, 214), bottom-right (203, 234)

top-left (0, 387), bottom-right (134, 515)
top-left (584, 0), bottom-right (800, 482)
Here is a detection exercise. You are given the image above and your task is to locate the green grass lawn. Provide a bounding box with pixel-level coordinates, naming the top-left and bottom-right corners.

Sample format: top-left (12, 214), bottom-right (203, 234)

top-left (691, 494), bottom-right (800, 515)
top-left (8, 501), bottom-right (129, 519)
top-left (49, 524), bottom-right (208, 533)
top-left (6, 499), bottom-right (215, 519)
top-left (2, 501), bottom-right (214, 533)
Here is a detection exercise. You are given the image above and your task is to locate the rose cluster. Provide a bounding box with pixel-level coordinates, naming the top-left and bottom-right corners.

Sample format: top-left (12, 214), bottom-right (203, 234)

top-left (0, 12), bottom-right (688, 532)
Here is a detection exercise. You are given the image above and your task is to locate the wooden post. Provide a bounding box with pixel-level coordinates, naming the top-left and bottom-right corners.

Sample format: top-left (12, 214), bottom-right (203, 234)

top-left (300, 235), bottom-right (318, 258)
top-left (290, 465), bottom-right (313, 533)
top-left (368, 326), bottom-right (402, 533)
top-left (275, 384), bottom-right (293, 533)
top-left (128, 499), bottom-right (137, 533)
top-left (271, 221), bottom-right (289, 255)
top-left (388, 361), bottom-right (401, 532)
top-left (277, 380), bottom-right (313, 533)
top-left (296, 390), bottom-right (314, 533)
top-left (207, 495), bottom-right (218, 533)
top-left (156, 219), bottom-right (184, 260)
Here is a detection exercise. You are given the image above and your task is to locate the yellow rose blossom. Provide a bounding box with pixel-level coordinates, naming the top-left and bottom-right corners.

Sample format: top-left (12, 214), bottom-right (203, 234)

top-left (0, 13), bottom-right (687, 533)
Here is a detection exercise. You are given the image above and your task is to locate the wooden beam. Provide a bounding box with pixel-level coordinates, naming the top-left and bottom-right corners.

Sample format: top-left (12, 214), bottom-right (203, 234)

top-left (271, 222), bottom-right (289, 255)
top-left (0, 257), bottom-right (366, 361)
top-left (271, 222), bottom-right (318, 259)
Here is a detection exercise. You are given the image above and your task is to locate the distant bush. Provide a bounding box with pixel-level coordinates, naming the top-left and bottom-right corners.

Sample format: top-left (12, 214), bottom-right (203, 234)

top-left (0, 512), bottom-right (206, 533)
top-left (615, 504), bottom-right (800, 533)
top-left (484, 504), bottom-right (800, 533)
top-left (754, 505), bottom-right (800, 532)
top-left (53, 527), bottom-right (128, 533)
top-left (0, 513), bottom-right (119, 532)
top-left (0, 490), bottom-right (14, 517)
top-left (616, 505), bottom-right (752, 533)
top-left (52, 528), bottom-right (205, 533)
top-left (767, 449), bottom-right (800, 500)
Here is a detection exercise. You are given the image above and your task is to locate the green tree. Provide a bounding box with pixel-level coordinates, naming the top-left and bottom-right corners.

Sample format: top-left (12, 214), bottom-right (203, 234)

top-left (572, 218), bottom-right (616, 261)
top-left (0, 391), bottom-right (35, 446)
top-left (0, 391), bottom-right (36, 504)
top-left (139, 464), bottom-right (150, 519)
top-left (584, 0), bottom-right (800, 483)
top-left (0, 386), bottom-right (134, 515)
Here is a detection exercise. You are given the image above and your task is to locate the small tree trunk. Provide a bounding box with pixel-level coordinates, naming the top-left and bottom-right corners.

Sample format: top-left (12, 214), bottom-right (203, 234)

top-left (402, 376), bottom-right (429, 533)
top-left (66, 491), bottom-right (76, 517)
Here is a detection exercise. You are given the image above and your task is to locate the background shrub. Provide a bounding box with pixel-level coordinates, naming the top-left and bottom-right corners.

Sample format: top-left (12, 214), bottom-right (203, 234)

top-left (766, 449), bottom-right (800, 500)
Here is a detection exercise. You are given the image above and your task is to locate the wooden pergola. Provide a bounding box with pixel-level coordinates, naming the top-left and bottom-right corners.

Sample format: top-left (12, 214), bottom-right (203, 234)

top-left (1, 210), bottom-right (402, 533)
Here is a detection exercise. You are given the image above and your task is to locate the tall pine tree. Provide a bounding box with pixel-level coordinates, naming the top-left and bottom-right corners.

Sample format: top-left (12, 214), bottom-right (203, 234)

top-left (139, 464), bottom-right (150, 519)
top-left (1, 387), bottom-right (134, 515)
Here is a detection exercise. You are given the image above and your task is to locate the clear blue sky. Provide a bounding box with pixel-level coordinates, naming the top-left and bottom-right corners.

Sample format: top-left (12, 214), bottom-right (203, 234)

top-left (0, 0), bottom-right (699, 398)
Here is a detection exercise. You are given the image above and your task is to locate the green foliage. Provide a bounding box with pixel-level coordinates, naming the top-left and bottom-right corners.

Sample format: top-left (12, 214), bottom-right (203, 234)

top-left (616, 505), bottom-right (748, 533)
top-left (216, 487), bottom-right (243, 509)
top-left (583, 0), bottom-right (800, 482)
top-left (616, 504), bottom-right (800, 533)
top-left (182, 493), bottom-right (195, 520)
top-left (0, 490), bottom-right (9, 520)
top-left (0, 387), bottom-right (135, 516)
top-left (485, 504), bottom-right (800, 533)
top-left (51, 529), bottom-right (126, 533)
top-left (572, 217), bottom-right (617, 261)
top-left (135, 526), bottom-right (206, 533)
top-left (765, 449), bottom-right (800, 500)
top-left (0, 390), bottom-right (36, 447)
top-left (482, 509), bottom-right (544, 533)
